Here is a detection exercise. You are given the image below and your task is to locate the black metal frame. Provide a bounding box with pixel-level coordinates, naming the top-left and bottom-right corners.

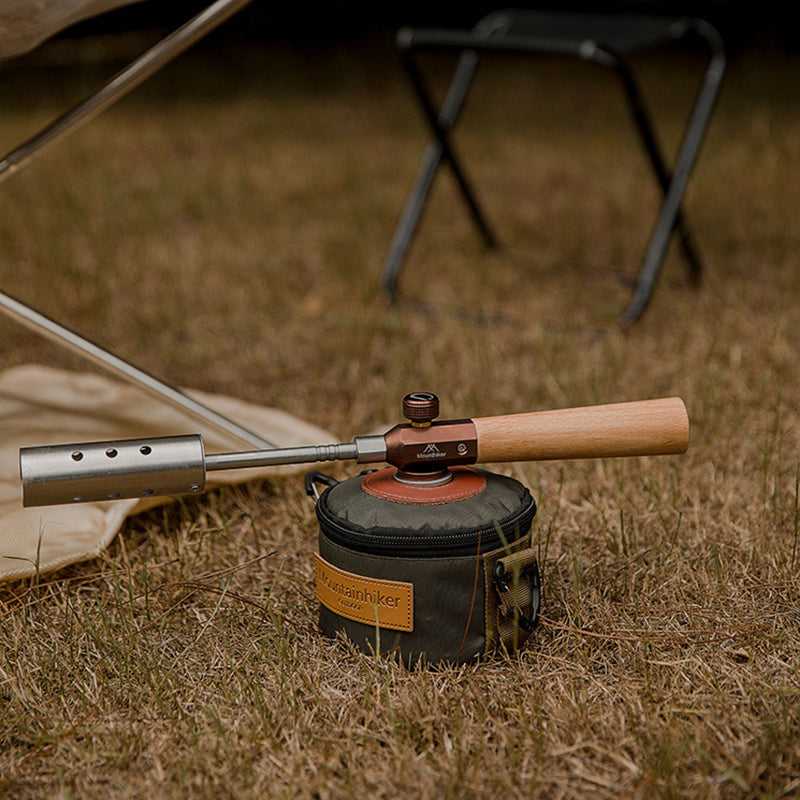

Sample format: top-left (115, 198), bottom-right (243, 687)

top-left (382, 10), bottom-right (726, 324)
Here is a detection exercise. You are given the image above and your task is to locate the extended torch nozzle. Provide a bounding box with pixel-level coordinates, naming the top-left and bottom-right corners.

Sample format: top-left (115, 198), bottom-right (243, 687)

top-left (20, 434), bottom-right (387, 507)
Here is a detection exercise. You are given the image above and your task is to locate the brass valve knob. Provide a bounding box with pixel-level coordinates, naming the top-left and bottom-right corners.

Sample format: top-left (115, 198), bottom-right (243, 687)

top-left (402, 392), bottom-right (440, 427)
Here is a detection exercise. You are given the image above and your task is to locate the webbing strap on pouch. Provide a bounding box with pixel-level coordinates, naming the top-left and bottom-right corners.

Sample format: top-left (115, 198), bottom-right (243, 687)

top-left (485, 542), bottom-right (541, 652)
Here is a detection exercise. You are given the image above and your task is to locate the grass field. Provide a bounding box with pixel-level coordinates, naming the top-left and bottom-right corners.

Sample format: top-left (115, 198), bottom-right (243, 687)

top-left (1, 21), bottom-right (799, 799)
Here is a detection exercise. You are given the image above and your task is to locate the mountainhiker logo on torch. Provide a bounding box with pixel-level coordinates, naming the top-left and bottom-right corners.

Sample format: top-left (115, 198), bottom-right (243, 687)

top-left (417, 443), bottom-right (446, 459)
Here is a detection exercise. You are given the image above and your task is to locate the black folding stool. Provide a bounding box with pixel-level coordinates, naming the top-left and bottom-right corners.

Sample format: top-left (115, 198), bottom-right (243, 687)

top-left (0, 0), bottom-right (276, 447)
top-left (382, 10), bottom-right (726, 324)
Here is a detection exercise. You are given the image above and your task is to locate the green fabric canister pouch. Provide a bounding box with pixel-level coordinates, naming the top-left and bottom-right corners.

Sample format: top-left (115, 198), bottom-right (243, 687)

top-left (306, 466), bottom-right (541, 666)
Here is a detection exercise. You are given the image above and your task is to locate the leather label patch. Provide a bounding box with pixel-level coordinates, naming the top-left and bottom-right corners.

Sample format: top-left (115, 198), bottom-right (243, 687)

top-left (315, 553), bottom-right (413, 632)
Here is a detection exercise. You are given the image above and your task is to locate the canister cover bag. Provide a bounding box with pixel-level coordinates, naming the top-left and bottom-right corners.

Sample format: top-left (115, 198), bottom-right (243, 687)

top-left (312, 467), bottom-right (540, 665)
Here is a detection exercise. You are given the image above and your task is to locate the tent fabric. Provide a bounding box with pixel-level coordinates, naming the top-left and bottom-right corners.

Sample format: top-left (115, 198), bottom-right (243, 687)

top-left (0, 0), bottom-right (141, 59)
top-left (0, 364), bottom-right (334, 582)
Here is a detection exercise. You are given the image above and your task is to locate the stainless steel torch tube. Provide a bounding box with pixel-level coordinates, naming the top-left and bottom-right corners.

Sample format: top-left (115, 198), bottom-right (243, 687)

top-left (202, 436), bottom-right (387, 470)
top-left (204, 443), bottom-right (358, 471)
top-left (20, 434), bottom-right (389, 507)
top-left (21, 435), bottom-right (207, 507)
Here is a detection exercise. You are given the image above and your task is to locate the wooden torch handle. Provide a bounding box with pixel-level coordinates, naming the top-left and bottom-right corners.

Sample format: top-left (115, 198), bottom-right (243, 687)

top-left (473, 397), bottom-right (689, 463)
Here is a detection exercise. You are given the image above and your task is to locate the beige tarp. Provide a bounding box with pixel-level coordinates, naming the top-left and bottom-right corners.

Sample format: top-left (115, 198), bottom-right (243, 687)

top-left (0, 364), bottom-right (333, 582)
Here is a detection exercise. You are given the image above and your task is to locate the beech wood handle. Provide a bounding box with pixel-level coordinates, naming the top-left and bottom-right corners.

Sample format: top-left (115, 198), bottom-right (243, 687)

top-left (473, 397), bottom-right (689, 463)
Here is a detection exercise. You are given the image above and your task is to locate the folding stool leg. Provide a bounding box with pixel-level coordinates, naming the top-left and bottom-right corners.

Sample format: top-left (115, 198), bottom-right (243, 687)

top-left (381, 50), bottom-right (478, 298)
top-left (0, 0), bottom-right (254, 183)
top-left (0, 290), bottom-right (273, 447)
top-left (382, 48), bottom-right (497, 299)
top-left (619, 22), bottom-right (726, 325)
top-left (607, 54), bottom-right (703, 282)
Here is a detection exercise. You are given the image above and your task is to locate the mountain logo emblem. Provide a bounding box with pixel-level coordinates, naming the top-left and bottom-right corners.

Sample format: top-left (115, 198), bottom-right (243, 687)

top-left (417, 443), bottom-right (446, 459)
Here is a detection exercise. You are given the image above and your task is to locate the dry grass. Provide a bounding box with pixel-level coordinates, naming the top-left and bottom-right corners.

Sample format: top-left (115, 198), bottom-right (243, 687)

top-left (1, 25), bottom-right (799, 799)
